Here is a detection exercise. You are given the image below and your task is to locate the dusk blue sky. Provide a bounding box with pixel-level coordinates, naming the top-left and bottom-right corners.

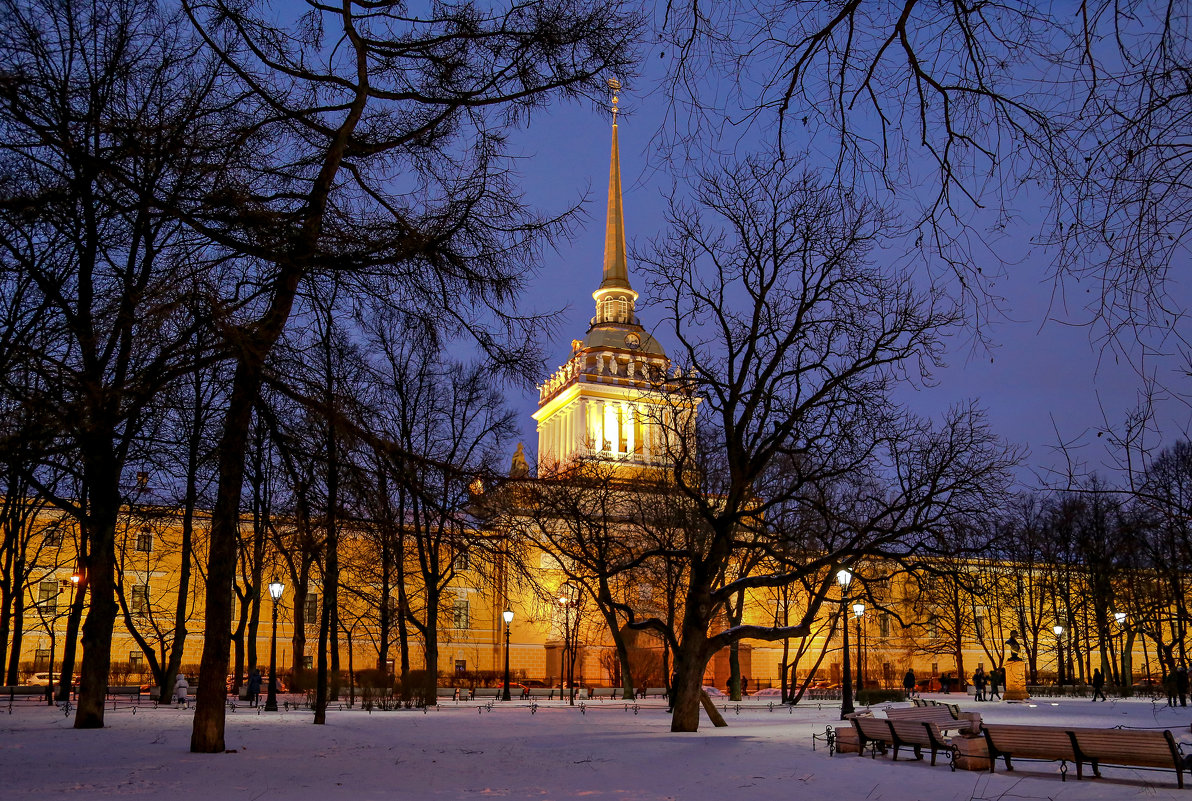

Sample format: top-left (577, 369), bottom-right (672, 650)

top-left (502, 78), bottom-right (1192, 489)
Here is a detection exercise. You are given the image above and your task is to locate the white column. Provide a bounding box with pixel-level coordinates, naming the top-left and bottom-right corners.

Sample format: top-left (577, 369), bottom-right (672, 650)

top-left (624, 402), bottom-right (635, 456)
top-left (562, 408), bottom-right (571, 464)
top-left (568, 407), bottom-right (576, 460)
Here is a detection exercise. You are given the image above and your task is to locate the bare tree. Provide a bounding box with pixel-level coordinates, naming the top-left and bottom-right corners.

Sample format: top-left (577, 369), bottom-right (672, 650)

top-left (181, 0), bottom-right (641, 751)
top-left (0, 0), bottom-right (229, 727)
top-left (626, 156), bottom-right (1017, 731)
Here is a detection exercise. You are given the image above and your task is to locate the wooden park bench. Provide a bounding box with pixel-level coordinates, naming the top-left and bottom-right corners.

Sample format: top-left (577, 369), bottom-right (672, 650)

top-left (525, 688), bottom-right (556, 701)
top-left (924, 699), bottom-right (963, 718)
top-left (984, 724), bottom-right (1186, 787)
top-left (4, 685), bottom-right (48, 711)
top-left (435, 687), bottom-right (459, 702)
top-left (982, 724), bottom-right (1079, 779)
top-left (886, 719), bottom-right (956, 766)
top-left (1068, 727), bottom-right (1185, 789)
top-left (847, 713), bottom-right (895, 757)
top-left (108, 685), bottom-right (151, 706)
top-left (885, 704), bottom-right (981, 734)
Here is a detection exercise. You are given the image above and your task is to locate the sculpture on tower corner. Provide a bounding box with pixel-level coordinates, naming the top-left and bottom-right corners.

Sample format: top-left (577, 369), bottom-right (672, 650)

top-left (510, 442), bottom-right (530, 478)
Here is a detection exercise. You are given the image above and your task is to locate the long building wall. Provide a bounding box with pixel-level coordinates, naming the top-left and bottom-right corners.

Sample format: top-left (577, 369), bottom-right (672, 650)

top-left (3, 510), bottom-right (1160, 691)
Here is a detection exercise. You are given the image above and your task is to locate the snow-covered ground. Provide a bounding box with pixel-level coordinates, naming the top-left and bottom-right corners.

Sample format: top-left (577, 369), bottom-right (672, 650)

top-left (2, 693), bottom-right (1191, 799)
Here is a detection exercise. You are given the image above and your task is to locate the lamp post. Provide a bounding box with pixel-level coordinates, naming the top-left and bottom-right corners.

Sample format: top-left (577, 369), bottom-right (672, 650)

top-left (265, 579), bottom-right (284, 711)
top-left (1054, 624), bottom-right (1065, 686)
top-left (57, 572), bottom-right (80, 703)
top-left (501, 609), bottom-right (514, 701)
top-left (838, 569), bottom-right (854, 718)
top-left (1114, 611), bottom-right (1128, 687)
top-left (853, 602), bottom-right (866, 694)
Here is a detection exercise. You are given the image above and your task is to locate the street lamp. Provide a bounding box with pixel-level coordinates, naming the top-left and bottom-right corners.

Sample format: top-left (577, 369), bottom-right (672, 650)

top-left (265, 579), bottom-right (284, 711)
top-left (853, 602), bottom-right (866, 694)
top-left (56, 572), bottom-right (81, 703)
top-left (838, 569), bottom-right (854, 718)
top-left (501, 609), bottom-right (514, 701)
top-left (1053, 624), bottom-right (1065, 686)
top-left (1113, 612), bottom-right (1128, 687)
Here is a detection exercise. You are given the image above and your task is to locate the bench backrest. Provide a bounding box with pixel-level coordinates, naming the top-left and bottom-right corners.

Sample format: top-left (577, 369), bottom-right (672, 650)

top-left (886, 706), bottom-right (953, 723)
top-left (435, 688), bottom-right (458, 699)
top-left (1068, 727), bottom-right (1180, 769)
top-left (3, 685), bottom-right (45, 696)
top-left (889, 719), bottom-right (945, 746)
top-left (983, 724), bottom-right (1077, 761)
top-left (852, 715), bottom-right (894, 741)
top-left (885, 706), bottom-right (976, 730)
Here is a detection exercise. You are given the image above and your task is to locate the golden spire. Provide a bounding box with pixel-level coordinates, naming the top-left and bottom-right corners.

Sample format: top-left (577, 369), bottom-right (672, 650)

top-left (597, 78), bottom-right (632, 295)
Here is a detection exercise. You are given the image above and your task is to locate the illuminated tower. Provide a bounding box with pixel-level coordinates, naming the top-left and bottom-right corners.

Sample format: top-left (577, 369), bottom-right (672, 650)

top-left (533, 81), bottom-right (685, 474)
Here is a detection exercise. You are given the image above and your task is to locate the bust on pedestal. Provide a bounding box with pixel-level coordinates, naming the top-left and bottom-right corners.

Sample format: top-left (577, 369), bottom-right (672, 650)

top-left (1003, 633), bottom-right (1030, 701)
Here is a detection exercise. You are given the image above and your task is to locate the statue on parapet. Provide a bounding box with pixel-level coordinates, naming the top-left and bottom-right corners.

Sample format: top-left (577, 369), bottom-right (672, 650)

top-left (510, 442), bottom-right (530, 478)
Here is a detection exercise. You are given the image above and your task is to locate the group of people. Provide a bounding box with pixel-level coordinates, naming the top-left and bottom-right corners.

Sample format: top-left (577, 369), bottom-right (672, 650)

top-left (172, 668), bottom-right (267, 707)
top-left (970, 665), bottom-right (1005, 701)
top-left (1165, 665), bottom-right (1190, 707)
top-left (901, 666), bottom-right (1009, 700)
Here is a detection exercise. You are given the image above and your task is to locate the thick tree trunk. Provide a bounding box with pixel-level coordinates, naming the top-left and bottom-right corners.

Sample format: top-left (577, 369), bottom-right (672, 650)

top-left (191, 362), bottom-right (263, 752)
top-left (75, 481), bottom-right (120, 729)
top-left (5, 555), bottom-right (25, 685)
top-left (669, 649), bottom-right (707, 732)
top-left (423, 587), bottom-right (440, 701)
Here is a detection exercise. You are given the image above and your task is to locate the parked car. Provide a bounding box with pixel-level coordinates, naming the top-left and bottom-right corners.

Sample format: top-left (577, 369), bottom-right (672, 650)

top-left (25, 672), bottom-right (52, 687)
top-left (1132, 676), bottom-right (1162, 690)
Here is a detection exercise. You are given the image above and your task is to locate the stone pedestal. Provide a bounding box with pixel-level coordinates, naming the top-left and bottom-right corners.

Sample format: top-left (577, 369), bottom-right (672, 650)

top-left (835, 726), bottom-right (860, 754)
top-left (1003, 659), bottom-right (1029, 701)
top-left (953, 734), bottom-right (991, 771)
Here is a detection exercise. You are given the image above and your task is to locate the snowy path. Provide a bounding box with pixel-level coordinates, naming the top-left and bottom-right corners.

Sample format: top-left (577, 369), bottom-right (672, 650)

top-left (2, 695), bottom-right (1190, 799)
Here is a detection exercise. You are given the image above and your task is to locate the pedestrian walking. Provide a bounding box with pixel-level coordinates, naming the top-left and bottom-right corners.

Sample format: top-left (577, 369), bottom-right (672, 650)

top-left (1177, 665), bottom-right (1189, 707)
top-left (903, 668), bottom-right (916, 698)
top-left (988, 667), bottom-right (1002, 701)
top-left (973, 667), bottom-right (986, 702)
top-left (247, 668), bottom-right (262, 707)
top-left (1091, 668), bottom-right (1107, 701)
top-left (173, 672), bottom-right (189, 706)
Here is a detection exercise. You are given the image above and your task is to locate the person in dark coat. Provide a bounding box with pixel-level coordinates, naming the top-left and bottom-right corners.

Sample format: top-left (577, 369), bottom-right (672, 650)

top-left (1177, 665), bottom-right (1189, 707)
top-left (903, 668), bottom-right (916, 698)
top-left (1091, 667), bottom-right (1106, 701)
top-left (973, 667), bottom-right (986, 702)
top-left (247, 668), bottom-right (263, 707)
top-left (988, 667), bottom-right (1002, 701)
